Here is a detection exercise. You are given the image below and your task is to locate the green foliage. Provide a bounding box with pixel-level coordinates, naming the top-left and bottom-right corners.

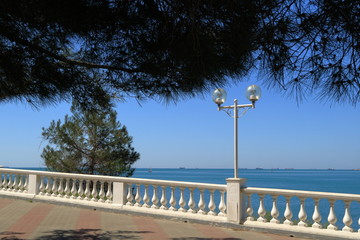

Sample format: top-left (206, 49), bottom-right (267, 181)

top-left (0, 0), bottom-right (359, 106)
top-left (41, 101), bottom-right (139, 176)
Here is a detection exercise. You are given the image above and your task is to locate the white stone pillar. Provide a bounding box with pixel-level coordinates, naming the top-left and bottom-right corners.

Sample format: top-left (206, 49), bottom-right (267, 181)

top-left (226, 178), bottom-right (246, 224)
top-left (27, 174), bottom-right (40, 195)
top-left (112, 182), bottom-right (127, 205)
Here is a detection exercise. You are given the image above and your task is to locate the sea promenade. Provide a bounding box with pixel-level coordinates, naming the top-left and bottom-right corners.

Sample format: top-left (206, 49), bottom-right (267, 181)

top-left (0, 168), bottom-right (359, 239)
top-left (0, 197), bottom-right (309, 240)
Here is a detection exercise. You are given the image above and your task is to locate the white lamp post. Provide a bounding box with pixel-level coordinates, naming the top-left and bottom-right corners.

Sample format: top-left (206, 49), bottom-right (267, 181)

top-left (212, 85), bottom-right (262, 178)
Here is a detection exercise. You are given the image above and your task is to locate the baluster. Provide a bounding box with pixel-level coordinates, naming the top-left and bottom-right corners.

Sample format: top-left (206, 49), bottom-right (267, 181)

top-left (187, 188), bottom-right (196, 213)
top-left (142, 185), bottom-right (150, 208)
top-left (91, 181), bottom-right (98, 201)
top-left (246, 194), bottom-right (254, 221)
top-left (105, 181), bottom-right (113, 203)
top-left (71, 179), bottom-right (77, 199)
top-left (327, 200), bottom-right (338, 230)
top-left (39, 176), bottom-right (45, 195)
top-left (57, 178), bottom-right (64, 197)
top-left (358, 217), bottom-right (360, 233)
top-left (77, 179), bottom-right (84, 200)
top-left (218, 190), bottom-right (226, 216)
top-left (45, 177), bottom-right (52, 196)
top-left (12, 175), bottom-right (18, 191)
top-left (160, 186), bottom-right (168, 210)
top-left (98, 181), bottom-right (105, 202)
top-left (23, 175), bottom-right (28, 193)
top-left (151, 185), bottom-right (159, 209)
top-left (178, 187), bottom-right (186, 212)
top-left (0, 173), bottom-right (3, 189)
top-left (17, 175), bottom-right (23, 192)
top-left (126, 184), bottom-right (134, 206)
top-left (2, 174), bottom-right (7, 190)
top-left (312, 199), bottom-right (322, 228)
top-left (64, 178), bottom-right (70, 198)
top-left (134, 184), bottom-right (142, 207)
top-left (197, 189), bottom-right (206, 214)
top-left (7, 174), bottom-right (13, 191)
top-left (284, 196), bottom-right (293, 225)
top-left (51, 178), bottom-right (58, 196)
top-left (84, 180), bottom-right (91, 200)
top-left (298, 198), bottom-right (307, 227)
top-left (257, 194), bottom-right (267, 222)
top-left (169, 187), bottom-right (177, 211)
top-left (208, 190), bottom-right (216, 216)
top-left (342, 201), bottom-right (353, 232)
top-left (270, 195), bottom-right (280, 224)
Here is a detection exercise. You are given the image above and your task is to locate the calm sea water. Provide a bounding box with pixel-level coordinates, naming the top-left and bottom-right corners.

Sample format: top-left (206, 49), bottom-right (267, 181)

top-left (131, 168), bottom-right (360, 194)
top-left (16, 167), bottom-right (360, 229)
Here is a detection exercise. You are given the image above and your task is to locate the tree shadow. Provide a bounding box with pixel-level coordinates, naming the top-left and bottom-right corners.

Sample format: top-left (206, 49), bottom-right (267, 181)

top-left (0, 231), bottom-right (25, 240)
top-left (0, 229), bottom-right (153, 240)
top-left (35, 229), bottom-right (153, 240)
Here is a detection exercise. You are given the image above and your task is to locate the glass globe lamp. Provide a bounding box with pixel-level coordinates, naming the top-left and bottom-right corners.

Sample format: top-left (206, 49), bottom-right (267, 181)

top-left (245, 85), bottom-right (262, 102)
top-left (212, 88), bottom-right (227, 106)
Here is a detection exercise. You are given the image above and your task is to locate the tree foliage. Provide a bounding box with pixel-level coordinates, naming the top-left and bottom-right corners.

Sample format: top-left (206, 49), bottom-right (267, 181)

top-left (0, 0), bottom-right (359, 106)
top-left (41, 102), bottom-right (139, 176)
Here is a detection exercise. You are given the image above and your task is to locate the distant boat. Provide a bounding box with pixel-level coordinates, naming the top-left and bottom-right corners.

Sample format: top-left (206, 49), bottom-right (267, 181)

top-left (327, 168), bottom-right (335, 170)
top-left (179, 167), bottom-right (185, 169)
top-left (255, 167), bottom-right (263, 170)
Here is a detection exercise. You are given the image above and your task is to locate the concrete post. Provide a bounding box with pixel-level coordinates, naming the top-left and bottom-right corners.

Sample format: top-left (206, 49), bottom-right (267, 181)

top-left (112, 182), bottom-right (127, 205)
top-left (27, 174), bottom-right (40, 195)
top-left (226, 178), bottom-right (247, 224)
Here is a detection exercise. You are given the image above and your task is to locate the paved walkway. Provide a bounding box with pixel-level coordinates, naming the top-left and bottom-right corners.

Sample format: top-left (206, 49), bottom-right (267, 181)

top-left (0, 197), bottom-right (312, 240)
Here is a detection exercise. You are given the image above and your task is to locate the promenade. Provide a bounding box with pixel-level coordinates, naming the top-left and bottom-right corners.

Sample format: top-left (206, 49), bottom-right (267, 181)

top-left (0, 197), bottom-right (311, 240)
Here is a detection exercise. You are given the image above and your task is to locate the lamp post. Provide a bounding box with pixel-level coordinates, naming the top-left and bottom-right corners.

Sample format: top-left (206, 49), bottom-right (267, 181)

top-left (212, 85), bottom-right (262, 178)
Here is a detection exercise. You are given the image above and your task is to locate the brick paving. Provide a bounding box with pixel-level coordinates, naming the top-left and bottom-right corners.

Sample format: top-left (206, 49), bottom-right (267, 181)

top-left (0, 197), bottom-right (312, 240)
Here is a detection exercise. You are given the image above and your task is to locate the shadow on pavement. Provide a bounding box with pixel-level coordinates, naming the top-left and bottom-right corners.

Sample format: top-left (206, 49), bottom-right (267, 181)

top-left (1, 229), bottom-right (153, 240)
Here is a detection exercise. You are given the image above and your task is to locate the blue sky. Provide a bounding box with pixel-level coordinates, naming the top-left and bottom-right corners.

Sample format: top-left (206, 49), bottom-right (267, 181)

top-left (0, 79), bottom-right (359, 169)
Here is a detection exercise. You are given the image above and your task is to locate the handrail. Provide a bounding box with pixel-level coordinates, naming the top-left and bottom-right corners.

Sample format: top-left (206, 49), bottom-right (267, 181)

top-left (0, 168), bottom-right (226, 190)
top-left (243, 187), bottom-right (360, 201)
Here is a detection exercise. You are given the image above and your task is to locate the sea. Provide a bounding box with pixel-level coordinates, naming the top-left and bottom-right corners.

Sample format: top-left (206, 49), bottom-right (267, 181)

top-left (12, 168), bottom-right (360, 229)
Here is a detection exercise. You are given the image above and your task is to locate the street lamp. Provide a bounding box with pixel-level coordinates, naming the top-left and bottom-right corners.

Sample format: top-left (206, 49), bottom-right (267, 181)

top-left (212, 85), bottom-right (262, 178)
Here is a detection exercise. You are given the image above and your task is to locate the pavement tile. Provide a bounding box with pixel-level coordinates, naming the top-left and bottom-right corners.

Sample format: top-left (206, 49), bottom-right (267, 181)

top-left (3, 202), bottom-right (53, 239)
top-left (132, 215), bottom-right (170, 240)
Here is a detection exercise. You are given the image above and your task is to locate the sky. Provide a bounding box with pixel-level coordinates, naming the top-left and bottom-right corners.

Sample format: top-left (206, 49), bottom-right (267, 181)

top-left (0, 78), bottom-right (359, 170)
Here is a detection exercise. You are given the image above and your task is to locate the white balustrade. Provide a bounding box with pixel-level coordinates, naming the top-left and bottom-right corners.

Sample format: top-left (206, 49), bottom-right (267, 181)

top-left (1, 168), bottom-right (359, 238)
top-left (244, 187), bottom-right (360, 235)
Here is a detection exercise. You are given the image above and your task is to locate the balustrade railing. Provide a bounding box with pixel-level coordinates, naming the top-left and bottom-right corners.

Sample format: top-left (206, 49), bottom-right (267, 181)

top-left (243, 187), bottom-right (360, 233)
top-left (121, 178), bottom-right (227, 216)
top-left (0, 168), bottom-right (359, 239)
